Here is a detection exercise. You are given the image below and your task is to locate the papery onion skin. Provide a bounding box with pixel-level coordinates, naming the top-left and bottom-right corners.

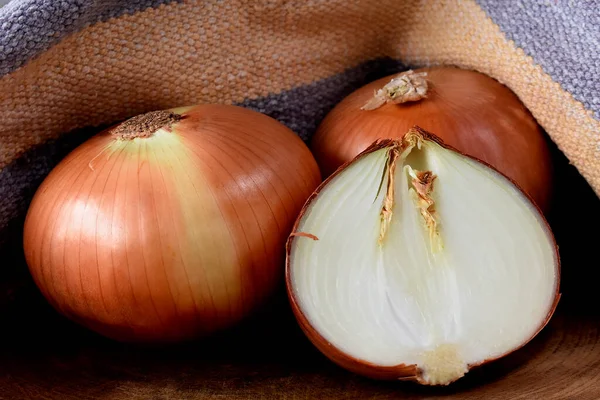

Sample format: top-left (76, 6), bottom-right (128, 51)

top-left (23, 104), bottom-right (321, 343)
top-left (311, 67), bottom-right (553, 213)
top-left (286, 129), bottom-right (560, 385)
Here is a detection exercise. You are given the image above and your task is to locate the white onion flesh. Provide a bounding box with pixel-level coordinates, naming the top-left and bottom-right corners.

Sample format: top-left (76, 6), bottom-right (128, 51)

top-left (289, 136), bottom-right (558, 385)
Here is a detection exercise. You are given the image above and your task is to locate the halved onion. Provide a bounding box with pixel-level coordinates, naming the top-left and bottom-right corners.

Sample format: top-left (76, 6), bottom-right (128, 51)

top-left (287, 127), bottom-right (559, 385)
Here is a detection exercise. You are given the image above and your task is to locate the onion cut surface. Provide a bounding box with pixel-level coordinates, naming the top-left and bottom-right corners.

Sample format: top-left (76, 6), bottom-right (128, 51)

top-left (287, 128), bottom-right (559, 385)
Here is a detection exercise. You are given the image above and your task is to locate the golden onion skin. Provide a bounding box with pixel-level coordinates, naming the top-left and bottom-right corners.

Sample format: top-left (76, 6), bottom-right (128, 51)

top-left (23, 104), bottom-right (321, 343)
top-left (311, 67), bottom-right (553, 212)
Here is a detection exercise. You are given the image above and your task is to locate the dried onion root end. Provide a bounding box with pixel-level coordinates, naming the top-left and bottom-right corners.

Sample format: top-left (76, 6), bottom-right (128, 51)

top-left (286, 127), bottom-right (560, 385)
top-left (112, 110), bottom-right (183, 140)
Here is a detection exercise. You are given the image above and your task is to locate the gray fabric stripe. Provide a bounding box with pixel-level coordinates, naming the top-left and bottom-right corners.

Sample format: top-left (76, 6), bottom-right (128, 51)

top-left (477, 0), bottom-right (600, 119)
top-left (240, 59), bottom-right (406, 142)
top-left (0, 0), bottom-right (180, 76)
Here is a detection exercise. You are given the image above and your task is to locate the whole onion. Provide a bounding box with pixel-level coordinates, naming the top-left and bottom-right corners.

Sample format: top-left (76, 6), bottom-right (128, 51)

top-left (311, 67), bottom-right (553, 212)
top-left (23, 104), bottom-right (321, 342)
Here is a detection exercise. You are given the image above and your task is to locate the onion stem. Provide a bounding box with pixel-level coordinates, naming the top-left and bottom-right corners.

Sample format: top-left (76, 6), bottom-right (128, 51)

top-left (361, 70), bottom-right (428, 111)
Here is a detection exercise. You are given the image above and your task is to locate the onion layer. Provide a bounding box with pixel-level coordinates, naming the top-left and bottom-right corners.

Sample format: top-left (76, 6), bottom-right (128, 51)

top-left (287, 127), bottom-right (559, 385)
top-left (23, 104), bottom-right (321, 342)
top-left (311, 67), bottom-right (553, 212)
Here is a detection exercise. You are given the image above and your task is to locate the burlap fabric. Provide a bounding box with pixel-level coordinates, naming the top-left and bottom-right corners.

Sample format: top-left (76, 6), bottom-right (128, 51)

top-left (1, 0), bottom-right (599, 251)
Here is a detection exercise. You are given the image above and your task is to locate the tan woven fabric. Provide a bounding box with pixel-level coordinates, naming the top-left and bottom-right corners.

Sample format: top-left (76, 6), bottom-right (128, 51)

top-left (1, 0), bottom-right (598, 194)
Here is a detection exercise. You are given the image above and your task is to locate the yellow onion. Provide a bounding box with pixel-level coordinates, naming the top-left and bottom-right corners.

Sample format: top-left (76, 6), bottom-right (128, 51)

top-left (311, 67), bottom-right (553, 212)
top-left (23, 104), bottom-right (321, 342)
top-left (287, 128), bottom-right (560, 385)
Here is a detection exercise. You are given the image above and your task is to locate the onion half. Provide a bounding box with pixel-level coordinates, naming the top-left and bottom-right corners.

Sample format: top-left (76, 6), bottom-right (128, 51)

top-left (311, 67), bottom-right (553, 212)
top-left (23, 104), bottom-right (321, 342)
top-left (287, 127), bottom-right (559, 385)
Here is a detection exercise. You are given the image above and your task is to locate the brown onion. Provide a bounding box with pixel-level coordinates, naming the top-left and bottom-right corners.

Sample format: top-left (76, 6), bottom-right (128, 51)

top-left (23, 104), bottom-right (321, 342)
top-left (311, 67), bottom-right (553, 212)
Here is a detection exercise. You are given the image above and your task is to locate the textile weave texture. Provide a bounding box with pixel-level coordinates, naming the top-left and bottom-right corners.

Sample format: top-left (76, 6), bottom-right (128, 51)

top-left (0, 0), bottom-right (598, 249)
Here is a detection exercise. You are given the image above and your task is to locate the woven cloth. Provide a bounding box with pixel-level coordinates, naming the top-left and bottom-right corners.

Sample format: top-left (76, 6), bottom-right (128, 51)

top-left (0, 0), bottom-right (598, 250)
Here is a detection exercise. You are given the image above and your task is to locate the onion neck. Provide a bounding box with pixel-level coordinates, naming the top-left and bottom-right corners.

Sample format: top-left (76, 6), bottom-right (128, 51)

top-left (362, 70), bottom-right (428, 110)
top-left (112, 110), bottom-right (183, 140)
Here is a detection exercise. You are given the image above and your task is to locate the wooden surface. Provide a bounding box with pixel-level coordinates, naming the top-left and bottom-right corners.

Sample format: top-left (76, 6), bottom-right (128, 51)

top-left (2, 143), bottom-right (600, 399)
